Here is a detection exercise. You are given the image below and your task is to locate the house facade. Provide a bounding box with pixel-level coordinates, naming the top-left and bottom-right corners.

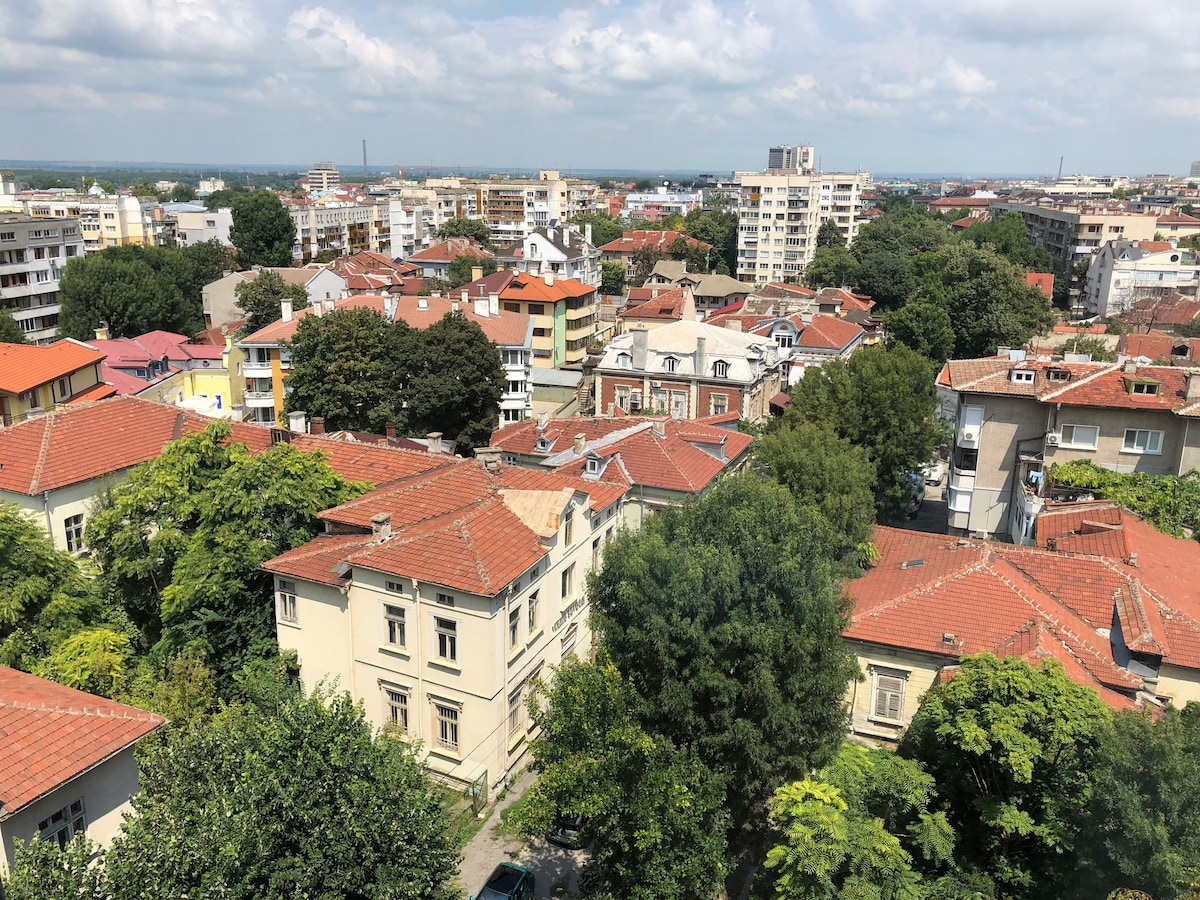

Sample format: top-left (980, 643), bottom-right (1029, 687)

top-left (599, 231), bottom-right (712, 281)
top-left (1084, 240), bottom-right (1199, 317)
top-left (201, 266), bottom-right (347, 331)
top-left (495, 225), bottom-right (601, 288)
top-left (0, 339), bottom-right (114, 427)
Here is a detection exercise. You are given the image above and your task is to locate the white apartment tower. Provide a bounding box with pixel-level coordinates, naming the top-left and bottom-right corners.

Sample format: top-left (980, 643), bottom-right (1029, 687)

top-left (307, 162), bottom-right (341, 192)
top-left (767, 145), bottom-right (815, 174)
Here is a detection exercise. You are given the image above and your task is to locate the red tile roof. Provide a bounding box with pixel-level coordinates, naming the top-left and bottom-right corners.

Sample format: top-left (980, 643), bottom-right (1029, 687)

top-left (1025, 272), bottom-right (1054, 298)
top-left (1119, 293), bottom-right (1200, 329)
top-left (0, 340), bottom-right (106, 395)
top-left (795, 315), bottom-right (865, 351)
top-left (0, 666), bottom-right (164, 815)
top-left (1118, 333), bottom-right (1200, 362)
top-left (598, 231), bottom-right (711, 254)
top-left (620, 287), bottom-right (691, 320)
top-left (497, 271), bottom-right (596, 302)
top-left (406, 239), bottom-right (493, 263)
top-left (1157, 213), bottom-right (1200, 225)
top-left (65, 382), bottom-right (119, 404)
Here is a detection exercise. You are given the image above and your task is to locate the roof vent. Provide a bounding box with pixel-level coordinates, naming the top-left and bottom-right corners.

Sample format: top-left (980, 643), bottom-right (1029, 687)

top-left (941, 632), bottom-right (957, 644)
top-left (1128, 551), bottom-right (1139, 568)
top-left (370, 512), bottom-right (392, 543)
top-left (900, 558), bottom-right (926, 569)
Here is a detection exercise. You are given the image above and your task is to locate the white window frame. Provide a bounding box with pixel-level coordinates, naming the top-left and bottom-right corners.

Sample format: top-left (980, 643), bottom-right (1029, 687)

top-left (561, 564), bottom-right (575, 601)
top-left (384, 603), bottom-right (406, 648)
top-left (563, 507), bottom-right (574, 545)
top-left (710, 393), bottom-right (729, 416)
top-left (38, 798), bottom-right (86, 848)
top-left (1011, 369), bottom-right (1035, 384)
top-left (869, 667), bottom-right (908, 724)
top-left (617, 352), bottom-right (633, 370)
top-left (509, 605), bottom-right (521, 649)
top-left (562, 622), bottom-right (579, 656)
top-left (434, 616), bottom-right (458, 662)
top-left (277, 579), bottom-right (298, 625)
top-left (64, 513), bottom-right (85, 554)
top-left (528, 590), bottom-right (539, 633)
top-left (1122, 428), bottom-right (1163, 455)
top-left (434, 701), bottom-right (460, 752)
top-left (1059, 423), bottom-right (1099, 450)
top-left (663, 356), bottom-right (679, 374)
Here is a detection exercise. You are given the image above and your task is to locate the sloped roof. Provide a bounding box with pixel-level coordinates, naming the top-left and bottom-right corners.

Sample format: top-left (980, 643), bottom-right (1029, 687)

top-left (496, 271), bottom-right (596, 302)
top-left (796, 315), bottom-right (865, 351)
top-left (1025, 272), bottom-right (1054, 298)
top-left (620, 286), bottom-right (691, 320)
top-left (1119, 292), bottom-right (1200, 329)
top-left (0, 340), bottom-right (106, 395)
top-left (0, 666), bottom-right (164, 817)
top-left (599, 231), bottom-right (712, 254)
top-left (407, 239), bottom-right (493, 263)
top-left (1118, 333), bottom-right (1200, 362)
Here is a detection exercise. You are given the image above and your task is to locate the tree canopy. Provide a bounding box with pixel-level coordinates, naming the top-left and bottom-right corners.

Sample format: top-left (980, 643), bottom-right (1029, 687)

top-left (435, 216), bottom-right (493, 250)
top-left (959, 211), bottom-right (1054, 272)
top-left (804, 244), bottom-right (860, 289)
top-left (0, 306), bottom-right (28, 343)
top-left (446, 254), bottom-right (497, 289)
top-left (600, 259), bottom-right (626, 295)
top-left (682, 208), bottom-right (737, 274)
top-left (568, 212), bottom-right (623, 248)
top-left (235, 268), bottom-right (310, 336)
top-left (884, 300), bottom-right (956, 363)
top-left (229, 191), bottom-right (296, 267)
top-left (1052, 333), bottom-right (1114, 361)
top-left (815, 217), bottom-right (846, 250)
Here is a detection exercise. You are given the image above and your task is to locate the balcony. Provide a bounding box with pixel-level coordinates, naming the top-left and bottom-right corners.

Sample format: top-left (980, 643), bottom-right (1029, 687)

top-left (244, 391), bottom-right (277, 408)
top-left (243, 359), bottom-right (272, 376)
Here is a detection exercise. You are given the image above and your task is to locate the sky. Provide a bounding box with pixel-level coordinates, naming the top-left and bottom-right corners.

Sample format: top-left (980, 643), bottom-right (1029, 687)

top-left (2, 0), bottom-right (1197, 176)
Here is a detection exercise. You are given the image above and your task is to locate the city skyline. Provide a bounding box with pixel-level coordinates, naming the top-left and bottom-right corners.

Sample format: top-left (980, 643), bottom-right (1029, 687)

top-left (1, 0), bottom-right (1197, 175)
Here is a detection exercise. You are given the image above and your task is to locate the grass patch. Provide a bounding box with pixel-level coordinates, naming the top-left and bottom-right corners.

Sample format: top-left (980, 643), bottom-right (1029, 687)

top-left (498, 789), bottom-right (535, 837)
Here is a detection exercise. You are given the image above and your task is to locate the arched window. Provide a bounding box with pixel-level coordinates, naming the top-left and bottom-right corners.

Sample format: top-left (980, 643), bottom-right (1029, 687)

top-left (713, 360), bottom-right (729, 378)
top-left (663, 356), bottom-right (679, 374)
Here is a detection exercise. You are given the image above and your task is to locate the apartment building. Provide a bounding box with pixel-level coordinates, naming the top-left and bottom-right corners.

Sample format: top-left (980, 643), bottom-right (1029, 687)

top-left (0, 213), bottom-right (84, 343)
top-left (767, 145), bottom-right (815, 173)
top-left (734, 171), bottom-right (863, 283)
top-left (306, 161), bottom-right (341, 193)
top-left (939, 352), bottom-right (1200, 542)
top-left (263, 453), bottom-right (628, 791)
top-left (618, 187), bottom-right (703, 222)
top-left (593, 320), bottom-right (783, 423)
top-left (466, 270), bottom-right (600, 368)
top-left (3, 189), bottom-right (166, 254)
top-left (387, 201), bottom-right (433, 257)
top-left (288, 198), bottom-right (391, 263)
top-left (168, 204), bottom-right (233, 247)
top-left (988, 198), bottom-right (1158, 315)
top-left (470, 171), bottom-right (601, 247)
top-left (0, 339), bottom-right (113, 427)
top-left (1085, 240), bottom-right (1200, 317)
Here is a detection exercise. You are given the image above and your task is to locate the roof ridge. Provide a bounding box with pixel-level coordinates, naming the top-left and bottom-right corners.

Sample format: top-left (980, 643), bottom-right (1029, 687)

top-left (26, 412), bottom-right (55, 494)
top-left (1040, 361), bottom-right (1120, 402)
top-left (850, 553), bottom-right (989, 622)
top-left (1, 699), bottom-right (163, 723)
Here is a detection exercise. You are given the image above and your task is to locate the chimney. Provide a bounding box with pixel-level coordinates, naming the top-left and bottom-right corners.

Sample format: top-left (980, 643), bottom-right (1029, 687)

top-left (651, 288), bottom-right (658, 299)
top-left (312, 301), bottom-right (323, 318)
top-left (536, 411), bottom-right (549, 430)
top-left (696, 335), bottom-right (707, 378)
top-left (324, 298), bottom-right (336, 314)
top-left (1124, 358), bottom-right (1138, 374)
top-left (725, 319), bottom-right (742, 332)
top-left (460, 289), bottom-right (469, 304)
top-left (310, 416), bottom-right (325, 435)
top-left (427, 431), bottom-right (443, 454)
top-left (574, 433), bottom-right (586, 454)
top-left (585, 222), bottom-right (593, 245)
top-left (452, 299), bottom-right (459, 313)
top-left (370, 512), bottom-right (392, 542)
top-left (474, 295), bottom-right (489, 317)
top-left (544, 272), bottom-right (554, 286)
top-left (281, 299), bottom-right (293, 322)
top-left (471, 266), bottom-right (483, 282)
top-left (546, 227), bottom-right (555, 242)
top-left (997, 346), bottom-right (1011, 359)
top-left (385, 422), bottom-right (396, 439)
top-left (632, 327), bottom-right (649, 370)
top-left (384, 294), bottom-right (398, 321)
top-left (432, 291), bottom-right (442, 298)
top-left (489, 292), bottom-right (499, 316)
top-left (652, 418), bottom-right (666, 436)
top-left (94, 322), bottom-right (109, 341)
top-left (475, 446), bottom-right (502, 472)
top-left (1188, 371), bottom-right (1200, 401)
top-left (287, 410), bottom-right (307, 433)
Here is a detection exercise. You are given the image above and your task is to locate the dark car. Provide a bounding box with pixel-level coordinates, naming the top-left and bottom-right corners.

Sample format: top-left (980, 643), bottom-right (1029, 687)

top-left (472, 862), bottom-right (535, 900)
top-left (548, 813), bottom-right (587, 849)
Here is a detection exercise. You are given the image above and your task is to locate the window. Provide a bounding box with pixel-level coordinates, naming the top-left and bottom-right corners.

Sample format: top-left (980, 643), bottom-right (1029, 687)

top-left (561, 564), bottom-right (575, 600)
top-left (1011, 369), bottom-right (1035, 384)
top-left (1047, 368), bottom-right (1071, 382)
top-left (1130, 380), bottom-right (1161, 396)
top-left (435, 703), bottom-right (459, 751)
top-left (774, 332), bottom-right (794, 349)
top-left (585, 456), bottom-right (601, 475)
top-left (278, 579), bottom-right (298, 624)
top-left (630, 388), bottom-right (642, 413)
top-left (563, 507), bottom-right (574, 544)
top-left (510, 606), bottom-right (521, 648)
top-left (435, 617), bottom-right (458, 661)
top-left (436, 592), bottom-right (455, 607)
top-left (562, 623), bottom-right (578, 656)
top-left (64, 514), bottom-right (85, 553)
top-left (617, 352), bottom-right (633, 370)
top-left (1059, 424), bottom-right (1099, 450)
top-left (384, 604), bottom-right (406, 647)
top-left (509, 683), bottom-right (526, 738)
top-left (384, 686), bottom-right (408, 732)
top-left (663, 356), bottom-right (679, 374)
top-left (385, 579), bottom-right (403, 593)
top-left (670, 391), bottom-right (687, 418)
top-left (870, 669), bottom-right (907, 723)
top-left (39, 799), bottom-right (86, 848)
top-left (1123, 429), bottom-right (1163, 454)
top-left (713, 360), bottom-right (729, 378)
top-left (711, 394), bottom-right (728, 416)
top-left (528, 303), bottom-right (546, 315)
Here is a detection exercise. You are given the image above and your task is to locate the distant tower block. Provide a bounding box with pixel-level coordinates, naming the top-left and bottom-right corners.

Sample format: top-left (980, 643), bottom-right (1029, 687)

top-left (307, 161), bottom-right (340, 192)
top-left (767, 145), bottom-right (815, 174)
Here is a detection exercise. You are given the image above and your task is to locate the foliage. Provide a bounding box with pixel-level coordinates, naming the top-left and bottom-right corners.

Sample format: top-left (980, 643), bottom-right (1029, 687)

top-left (899, 654), bottom-right (1112, 898)
top-left (446, 253), bottom-right (497, 289)
top-left (1051, 334), bottom-right (1114, 361)
top-left (683, 208), bottom-right (738, 275)
top-left (105, 687), bottom-right (460, 900)
top-left (120, 654), bottom-right (218, 727)
top-left (849, 206), bottom-right (950, 309)
top-left (0, 306), bottom-right (28, 343)
top-left (170, 183), bottom-right (198, 202)
top-left (804, 245), bottom-right (860, 289)
top-left (435, 216), bottom-right (493, 250)
top-left (754, 421), bottom-right (877, 556)
top-left (1, 836), bottom-right (107, 900)
top-left (958, 212), bottom-right (1054, 272)
top-left (589, 475), bottom-right (858, 846)
top-left (130, 181), bottom-right (159, 198)
top-left (568, 212), bottom-right (624, 248)
top-left (33, 627), bottom-right (133, 697)
top-left (235, 268), bottom-right (310, 336)
top-left (885, 301), bottom-right (956, 363)
top-left (203, 187), bottom-right (250, 210)
top-left (1069, 705), bottom-right (1200, 900)
top-left (667, 234), bottom-right (713, 273)
top-left (630, 246), bottom-right (665, 284)
top-left (229, 191), bottom-right (296, 267)
top-left (510, 654), bottom-right (729, 900)
top-left (776, 344), bottom-right (940, 518)
top-left (853, 248), bottom-right (917, 310)
top-left (1046, 460), bottom-right (1200, 538)
top-left (816, 217), bottom-right (847, 250)
top-left (600, 259), bottom-right (626, 295)
top-left (85, 423), bottom-right (367, 693)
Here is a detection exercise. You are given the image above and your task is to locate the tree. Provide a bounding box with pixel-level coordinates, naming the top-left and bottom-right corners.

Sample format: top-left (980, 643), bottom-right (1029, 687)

top-left (170, 183), bottom-right (198, 202)
top-left (1, 836), bottom-right (107, 900)
top-left (33, 627), bottom-right (133, 697)
top-left (667, 235), bottom-right (711, 273)
top-left (568, 212), bottom-right (623, 248)
top-left (203, 187), bottom-right (248, 211)
top-left (509, 655), bottom-right (729, 900)
top-left (312, 247), bottom-right (340, 263)
top-left (815, 217), bottom-right (846, 250)
top-left (804, 245), bottom-right (860, 289)
top-left (600, 260), bottom-right (626, 295)
top-left (590, 475), bottom-right (858, 844)
top-left (630, 246), bottom-right (665, 284)
top-left (283, 306), bottom-right (402, 434)
top-left (435, 216), bottom-right (493, 250)
top-left (899, 653), bottom-right (1112, 898)
top-left (754, 421), bottom-right (877, 556)
top-left (1070, 705), bottom-right (1200, 900)
top-left (1052, 334), bottom-right (1114, 361)
top-left (885, 301), bottom-right (956, 363)
top-left (446, 254), bottom-right (497, 289)
top-left (852, 248), bottom-right (916, 309)
top-left (959, 211), bottom-right (1054, 272)
top-left (683, 208), bottom-right (738, 275)
top-left (0, 306), bottom-right (28, 343)
top-left (777, 344), bottom-right (940, 518)
top-left (848, 206), bottom-right (951, 309)
top-left (229, 191), bottom-right (296, 267)
top-left (235, 268), bottom-right (310, 336)
top-left (105, 687), bottom-right (460, 900)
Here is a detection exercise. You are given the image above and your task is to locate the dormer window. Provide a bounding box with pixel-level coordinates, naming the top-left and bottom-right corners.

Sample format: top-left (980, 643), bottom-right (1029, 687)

top-left (585, 456), bottom-right (601, 475)
top-left (1047, 368), bottom-right (1071, 382)
top-left (1130, 380), bottom-right (1161, 396)
top-left (713, 360), bottom-right (729, 378)
top-left (617, 352), bottom-right (633, 370)
top-left (663, 356), bottom-right (679, 374)
top-left (1011, 369), bottom-right (1035, 384)
top-left (773, 330), bottom-right (794, 349)
top-left (535, 437), bottom-right (550, 452)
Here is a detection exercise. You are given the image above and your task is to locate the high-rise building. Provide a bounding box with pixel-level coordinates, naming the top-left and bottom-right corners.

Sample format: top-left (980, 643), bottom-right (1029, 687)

top-left (307, 161), bottom-right (341, 192)
top-left (0, 213), bottom-right (85, 343)
top-left (1190, 160), bottom-right (1200, 178)
top-left (767, 145), bottom-right (815, 174)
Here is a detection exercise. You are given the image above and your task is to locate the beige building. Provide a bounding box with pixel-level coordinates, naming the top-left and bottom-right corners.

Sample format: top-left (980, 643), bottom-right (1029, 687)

top-left (3, 189), bottom-right (166, 254)
top-left (263, 452), bottom-right (629, 792)
top-left (307, 161), bottom-right (341, 193)
top-left (288, 197), bottom-right (391, 263)
top-left (470, 171), bottom-right (601, 247)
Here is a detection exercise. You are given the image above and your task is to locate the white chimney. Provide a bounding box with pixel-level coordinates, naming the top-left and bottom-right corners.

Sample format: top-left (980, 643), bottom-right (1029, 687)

top-left (474, 295), bottom-right (489, 317)
top-left (427, 432), bottom-right (443, 454)
top-left (489, 292), bottom-right (499, 316)
top-left (370, 512), bottom-right (392, 542)
top-left (574, 433), bottom-right (586, 454)
top-left (287, 410), bottom-right (307, 433)
top-left (281, 299), bottom-right (293, 322)
top-left (544, 272), bottom-right (555, 286)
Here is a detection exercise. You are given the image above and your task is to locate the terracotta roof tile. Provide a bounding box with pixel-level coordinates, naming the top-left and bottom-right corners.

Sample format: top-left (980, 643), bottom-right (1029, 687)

top-left (598, 231), bottom-right (711, 253)
top-left (0, 340), bottom-right (106, 395)
top-left (407, 239), bottom-right (493, 262)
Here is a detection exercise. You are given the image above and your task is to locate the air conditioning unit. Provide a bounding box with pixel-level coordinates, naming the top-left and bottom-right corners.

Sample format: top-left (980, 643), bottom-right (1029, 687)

top-left (651, 381), bottom-right (662, 388)
top-left (1045, 432), bottom-right (1061, 446)
top-left (960, 427), bottom-right (979, 443)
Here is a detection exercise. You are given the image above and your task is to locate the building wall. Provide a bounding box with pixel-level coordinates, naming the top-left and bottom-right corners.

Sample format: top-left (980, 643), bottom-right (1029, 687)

top-left (0, 215), bottom-right (84, 344)
top-left (1157, 662), bottom-right (1200, 706)
top-left (0, 745), bottom-right (142, 870)
top-left (844, 641), bottom-right (946, 744)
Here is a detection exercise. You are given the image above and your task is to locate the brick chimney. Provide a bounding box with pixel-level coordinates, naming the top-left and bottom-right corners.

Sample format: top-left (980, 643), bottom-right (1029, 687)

top-left (475, 446), bottom-right (502, 472)
top-left (310, 416), bottom-right (325, 435)
top-left (471, 266), bottom-right (483, 282)
top-left (385, 422), bottom-right (397, 439)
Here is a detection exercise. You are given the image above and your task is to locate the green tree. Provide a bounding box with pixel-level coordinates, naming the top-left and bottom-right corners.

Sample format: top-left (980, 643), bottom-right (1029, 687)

top-left (0, 306), bottom-right (28, 343)
top-left (229, 191), bottom-right (296, 267)
top-left (33, 627), bottom-right (133, 697)
top-left (816, 217), bottom-right (846, 250)
top-left (885, 301), bottom-right (956, 363)
top-left (203, 187), bottom-right (248, 210)
top-left (445, 254), bottom-right (497, 289)
top-left (630, 246), bottom-right (665, 284)
top-left (667, 235), bottom-right (712, 272)
top-left (683, 208), bottom-right (738, 274)
top-left (568, 212), bottom-right (623, 248)
top-left (313, 247), bottom-right (340, 263)
top-left (1, 836), bottom-right (107, 900)
top-left (105, 687), bottom-right (459, 900)
top-left (435, 216), bottom-right (494, 250)
top-left (804, 245), bottom-right (861, 289)
top-left (510, 655), bottom-right (729, 900)
top-left (849, 206), bottom-right (950, 309)
top-left (235, 268), bottom-right (310, 336)
top-left (590, 475), bottom-right (858, 844)
top-left (777, 344), bottom-right (940, 518)
top-left (633, 177), bottom-right (655, 192)
top-left (754, 421), bottom-right (877, 556)
top-left (899, 653), bottom-right (1112, 898)
top-left (170, 183), bottom-right (198, 202)
top-left (852, 248), bottom-right (916, 309)
top-left (130, 181), bottom-right (160, 199)
top-left (959, 211), bottom-right (1054, 273)
top-left (600, 260), bottom-right (626, 295)
top-left (1052, 334), bottom-right (1114, 361)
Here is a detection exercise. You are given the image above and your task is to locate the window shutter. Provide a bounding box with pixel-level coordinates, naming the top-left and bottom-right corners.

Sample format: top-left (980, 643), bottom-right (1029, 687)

top-left (874, 675), bottom-right (904, 719)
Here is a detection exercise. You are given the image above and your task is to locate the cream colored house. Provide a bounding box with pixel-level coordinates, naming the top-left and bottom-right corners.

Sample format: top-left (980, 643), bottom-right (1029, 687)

top-left (0, 666), bottom-right (164, 871)
top-left (263, 452), bottom-right (629, 792)
top-left (0, 339), bottom-right (114, 427)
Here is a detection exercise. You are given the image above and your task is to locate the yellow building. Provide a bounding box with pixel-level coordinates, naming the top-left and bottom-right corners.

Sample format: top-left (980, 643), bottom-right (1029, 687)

top-left (4, 190), bottom-right (166, 253)
top-left (0, 339), bottom-right (114, 427)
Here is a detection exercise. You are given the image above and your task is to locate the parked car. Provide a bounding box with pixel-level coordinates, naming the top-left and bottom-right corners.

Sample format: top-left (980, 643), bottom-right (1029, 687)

top-left (472, 863), bottom-right (535, 900)
top-left (548, 813), bottom-right (588, 849)
top-left (922, 459), bottom-right (948, 487)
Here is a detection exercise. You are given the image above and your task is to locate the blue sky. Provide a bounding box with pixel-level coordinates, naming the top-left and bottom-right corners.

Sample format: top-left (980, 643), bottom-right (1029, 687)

top-left (1, 0), bottom-right (1197, 176)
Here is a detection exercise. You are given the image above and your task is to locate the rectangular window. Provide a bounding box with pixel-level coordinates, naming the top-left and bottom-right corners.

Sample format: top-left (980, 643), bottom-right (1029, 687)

top-left (871, 670), bottom-right (907, 723)
top-left (436, 592), bottom-right (455, 607)
top-left (39, 799), bottom-right (86, 848)
top-left (508, 684), bottom-right (524, 738)
top-left (1130, 381), bottom-right (1161, 396)
top-left (435, 703), bottom-right (460, 751)
top-left (435, 617), bottom-right (458, 662)
top-left (562, 623), bottom-right (578, 656)
top-left (1122, 429), bottom-right (1163, 455)
top-left (528, 303), bottom-right (546, 316)
top-left (278, 579), bottom-right (298, 624)
top-left (561, 564), bottom-right (575, 600)
top-left (592, 537), bottom-right (601, 569)
top-left (711, 394), bottom-right (728, 415)
top-left (385, 687), bottom-right (408, 732)
top-left (509, 606), bottom-right (521, 648)
top-left (384, 604), bottom-right (406, 647)
top-left (528, 590), bottom-right (539, 633)
top-left (563, 507), bottom-right (574, 545)
top-left (1060, 424), bottom-right (1099, 450)
top-left (64, 514), bottom-right (85, 553)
